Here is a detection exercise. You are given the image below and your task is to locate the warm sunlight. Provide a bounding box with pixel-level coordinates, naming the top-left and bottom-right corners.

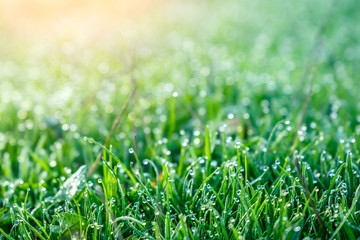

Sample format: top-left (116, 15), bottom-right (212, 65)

top-left (0, 0), bottom-right (162, 41)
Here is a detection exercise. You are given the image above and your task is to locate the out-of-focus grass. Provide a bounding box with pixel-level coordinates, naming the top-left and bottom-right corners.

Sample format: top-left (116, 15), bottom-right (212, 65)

top-left (1, 0), bottom-right (360, 239)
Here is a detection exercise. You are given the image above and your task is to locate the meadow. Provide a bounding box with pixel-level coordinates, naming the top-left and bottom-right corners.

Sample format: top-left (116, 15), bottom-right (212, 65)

top-left (1, 0), bottom-right (360, 239)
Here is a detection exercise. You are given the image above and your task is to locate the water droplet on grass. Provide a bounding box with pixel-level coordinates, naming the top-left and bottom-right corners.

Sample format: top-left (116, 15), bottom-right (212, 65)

top-left (227, 113), bottom-right (234, 120)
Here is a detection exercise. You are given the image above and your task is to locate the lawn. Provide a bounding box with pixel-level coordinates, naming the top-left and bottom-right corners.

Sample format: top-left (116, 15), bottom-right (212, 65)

top-left (1, 0), bottom-right (360, 239)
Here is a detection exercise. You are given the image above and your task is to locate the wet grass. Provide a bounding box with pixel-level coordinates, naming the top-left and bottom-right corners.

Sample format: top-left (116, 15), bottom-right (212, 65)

top-left (1, 0), bottom-right (360, 239)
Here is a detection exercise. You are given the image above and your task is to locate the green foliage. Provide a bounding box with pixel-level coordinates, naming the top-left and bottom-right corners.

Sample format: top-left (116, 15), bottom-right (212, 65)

top-left (1, 0), bottom-right (360, 239)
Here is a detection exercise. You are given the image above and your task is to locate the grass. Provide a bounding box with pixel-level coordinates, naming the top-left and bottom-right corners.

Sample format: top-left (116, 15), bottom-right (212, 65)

top-left (1, 0), bottom-right (360, 239)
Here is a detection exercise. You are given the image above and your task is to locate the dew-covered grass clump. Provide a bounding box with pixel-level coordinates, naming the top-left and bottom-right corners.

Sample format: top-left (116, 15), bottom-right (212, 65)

top-left (1, 0), bottom-right (360, 239)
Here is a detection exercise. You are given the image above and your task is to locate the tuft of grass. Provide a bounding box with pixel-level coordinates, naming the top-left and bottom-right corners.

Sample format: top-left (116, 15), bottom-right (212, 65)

top-left (1, 0), bottom-right (360, 239)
